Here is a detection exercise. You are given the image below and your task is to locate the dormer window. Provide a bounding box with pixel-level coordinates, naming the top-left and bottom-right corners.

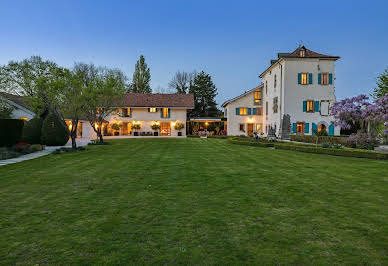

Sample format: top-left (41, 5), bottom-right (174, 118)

top-left (254, 88), bottom-right (262, 105)
top-left (299, 49), bottom-right (305, 57)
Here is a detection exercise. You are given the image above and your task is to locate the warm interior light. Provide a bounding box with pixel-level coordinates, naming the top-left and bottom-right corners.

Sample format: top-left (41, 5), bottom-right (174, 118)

top-left (205, 122), bottom-right (209, 126)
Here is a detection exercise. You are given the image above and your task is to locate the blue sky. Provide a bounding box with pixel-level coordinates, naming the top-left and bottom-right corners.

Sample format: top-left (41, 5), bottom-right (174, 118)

top-left (1, 0), bottom-right (387, 105)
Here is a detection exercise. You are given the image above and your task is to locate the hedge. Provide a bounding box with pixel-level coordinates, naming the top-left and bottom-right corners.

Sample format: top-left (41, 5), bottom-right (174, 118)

top-left (274, 143), bottom-right (388, 160)
top-left (22, 116), bottom-right (43, 144)
top-left (41, 113), bottom-right (69, 146)
top-left (0, 119), bottom-right (25, 146)
top-left (290, 134), bottom-right (349, 146)
top-left (228, 137), bottom-right (275, 148)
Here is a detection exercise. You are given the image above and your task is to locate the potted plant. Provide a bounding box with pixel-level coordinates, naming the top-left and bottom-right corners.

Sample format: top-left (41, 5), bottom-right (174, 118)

top-left (110, 122), bottom-right (122, 136)
top-left (174, 122), bottom-right (185, 136)
top-left (151, 123), bottom-right (161, 136)
top-left (132, 123), bottom-right (141, 136)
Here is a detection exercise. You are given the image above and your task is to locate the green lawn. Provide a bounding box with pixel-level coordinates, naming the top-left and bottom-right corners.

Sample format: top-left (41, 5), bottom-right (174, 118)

top-left (1, 138), bottom-right (387, 265)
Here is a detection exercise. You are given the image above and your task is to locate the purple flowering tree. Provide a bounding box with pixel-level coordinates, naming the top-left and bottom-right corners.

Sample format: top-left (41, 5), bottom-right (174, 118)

top-left (367, 93), bottom-right (388, 136)
top-left (330, 94), bottom-right (371, 132)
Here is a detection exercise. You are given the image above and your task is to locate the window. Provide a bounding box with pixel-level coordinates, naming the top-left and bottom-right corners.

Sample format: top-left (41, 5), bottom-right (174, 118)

top-left (274, 74), bottom-right (277, 88)
top-left (301, 73), bottom-right (308, 85)
top-left (299, 49), bottom-right (305, 57)
top-left (160, 122), bottom-right (171, 136)
top-left (225, 108), bottom-right (227, 117)
top-left (239, 107), bottom-right (247, 115)
top-left (306, 100), bottom-right (314, 112)
top-left (321, 73), bottom-right (328, 85)
top-left (121, 108), bottom-right (130, 117)
top-left (273, 97), bottom-right (278, 113)
top-left (297, 122), bottom-right (304, 133)
top-left (239, 124), bottom-right (245, 132)
top-left (265, 101), bottom-right (268, 115)
top-left (162, 108), bottom-right (169, 118)
top-left (148, 107), bottom-right (157, 112)
top-left (265, 81), bottom-right (268, 95)
top-left (256, 124), bottom-right (262, 133)
top-left (254, 88), bottom-right (262, 105)
top-left (256, 107), bottom-right (263, 116)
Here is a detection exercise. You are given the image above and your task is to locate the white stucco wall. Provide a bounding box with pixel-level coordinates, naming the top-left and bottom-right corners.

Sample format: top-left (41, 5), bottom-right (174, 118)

top-left (282, 58), bottom-right (340, 135)
top-left (224, 90), bottom-right (263, 136)
top-left (81, 108), bottom-right (188, 138)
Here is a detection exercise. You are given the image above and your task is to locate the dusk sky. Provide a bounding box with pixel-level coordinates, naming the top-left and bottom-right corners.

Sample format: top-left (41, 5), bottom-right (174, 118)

top-left (1, 0), bottom-right (387, 106)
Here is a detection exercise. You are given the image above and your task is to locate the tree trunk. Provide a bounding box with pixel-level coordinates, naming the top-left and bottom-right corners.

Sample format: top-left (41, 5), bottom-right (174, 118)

top-left (71, 134), bottom-right (77, 150)
top-left (98, 129), bottom-right (104, 143)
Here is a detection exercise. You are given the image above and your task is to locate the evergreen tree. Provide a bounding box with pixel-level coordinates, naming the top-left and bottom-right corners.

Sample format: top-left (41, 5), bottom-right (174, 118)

top-left (189, 71), bottom-right (220, 117)
top-left (130, 55), bottom-right (151, 93)
top-left (373, 68), bottom-right (388, 98)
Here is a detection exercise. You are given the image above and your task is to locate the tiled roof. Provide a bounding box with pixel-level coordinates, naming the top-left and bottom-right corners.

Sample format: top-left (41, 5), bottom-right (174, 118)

top-left (279, 46), bottom-right (340, 59)
top-left (0, 92), bottom-right (31, 110)
top-left (259, 46), bottom-right (340, 77)
top-left (116, 93), bottom-right (195, 108)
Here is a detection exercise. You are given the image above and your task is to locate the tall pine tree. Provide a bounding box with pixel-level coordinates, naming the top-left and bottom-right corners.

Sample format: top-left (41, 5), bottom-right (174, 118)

top-left (130, 55), bottom-right (151, 93)
top-left (189, 71), bottom-right (220, 117)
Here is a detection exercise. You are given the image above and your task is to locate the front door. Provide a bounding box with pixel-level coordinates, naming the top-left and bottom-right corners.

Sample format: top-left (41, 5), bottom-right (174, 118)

top-left (160, 122), bottom-right (171, 136)
top-left (122, 122), bottom-right (128, 135)
top-left (247, 123), bottom-right (254, 137)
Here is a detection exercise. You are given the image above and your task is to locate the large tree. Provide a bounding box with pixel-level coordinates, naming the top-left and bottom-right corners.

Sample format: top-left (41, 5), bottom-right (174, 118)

top-left (189, 71), bottom-right (220, 117)
top-left (130, 55), bottom-right (151, 93)
top-left (168, 71), bottom-right (196, 94)
top-left (81, 64), bottom-right (126, 143)
top-left (373, 68), bottom-right (388, 98)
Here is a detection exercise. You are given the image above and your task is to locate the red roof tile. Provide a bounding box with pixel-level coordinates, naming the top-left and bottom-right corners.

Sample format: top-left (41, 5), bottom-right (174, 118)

top-left (116, 93), bottom-right (194, 108)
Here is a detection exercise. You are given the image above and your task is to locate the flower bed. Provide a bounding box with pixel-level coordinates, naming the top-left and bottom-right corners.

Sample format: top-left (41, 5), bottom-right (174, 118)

top-left (0, 143), bottom-right (44, 160)
top-left (274, 143), bottom-right (388, 160)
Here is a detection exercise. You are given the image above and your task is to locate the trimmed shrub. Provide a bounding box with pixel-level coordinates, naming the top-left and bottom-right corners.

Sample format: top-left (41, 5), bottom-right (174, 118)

top-left (22, 116), bottom-right (43, 144)
top-left (228, 137), bottom-right (275, 148)
top-left (274, 143), bottom-right (388, 160)
top-left (207, 135), bottom-right (229, 139)
top-left (0, 119), bottom-right (25, 147)
top-left (187, 135), bottom-right (200, 138)
top-left (30, 144), bottom-right (44, 152)
top-left (290, 135), bottom-right (349, 146)
top-left (41, 113), bottom-right (69, 146)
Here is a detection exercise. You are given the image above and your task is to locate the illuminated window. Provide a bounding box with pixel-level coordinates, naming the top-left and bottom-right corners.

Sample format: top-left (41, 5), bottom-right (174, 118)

top-left (162, 108), bottom-right (169, 118)
top-left (256, 124), bottom-right (262, 132)
top-left (239, 124), bottom-right (245, 132)
top-left (239, 107), bottom-right (247, 115)
top-left (123, 108), bottom-right (130, 117)
top-left (148, 107), bottom-right (157, 112)
top-left (300, 49), bottom-right (305, 57)
top-left (297, 122), bottom-right (304, 133)
top-left (273, 97), bottom-right (278, 113)
top-left (321, 73), bottom-right (328, 85)
top-left (254, 88), bottom-right (262, 105)
top-left (19, 117), bottom-right (27, 121)
top-left (306, 100), bottom-right (314, 112)
top-left (301, 73), bottom-right (308, 85)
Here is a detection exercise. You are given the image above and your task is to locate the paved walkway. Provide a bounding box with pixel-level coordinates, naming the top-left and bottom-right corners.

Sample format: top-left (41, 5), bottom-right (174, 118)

top-left (0, 138), bottom-right (90, 167)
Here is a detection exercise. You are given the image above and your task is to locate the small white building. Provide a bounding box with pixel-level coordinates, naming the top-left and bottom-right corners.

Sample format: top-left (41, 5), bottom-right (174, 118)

top-left (0, 92), bottom-right (35, 121)
top-left (80, 93), bottom-right (194, 139)
top-left (223, 46), bottom-right (341, 137)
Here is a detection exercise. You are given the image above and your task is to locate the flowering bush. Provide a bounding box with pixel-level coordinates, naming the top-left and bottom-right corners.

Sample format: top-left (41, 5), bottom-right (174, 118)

top-left (346, 132), bottom-right (379, 150)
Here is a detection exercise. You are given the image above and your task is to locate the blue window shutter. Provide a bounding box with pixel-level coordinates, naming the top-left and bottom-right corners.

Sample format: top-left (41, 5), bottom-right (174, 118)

top-left (329, 124), bottom-right (334, 136)
top-left (236, 108), bottom-right (240, 115)
top-left (121, 108), bottom-right (125, 117)
top-left (168, 108), bottom-right (171, 118)
top-left (252, 108), bottom-right (257, 115)
top-left (292, 123), bottom-right (297, 133)
top-left (305, 123), bottom-right (309, 133)
top-left (160, 108), bottom-right (163, 118)
top-left (315, 101), bottom-right (320, 112)
top-left (312, 123), bottom-right (317, 135)
top-left (309, 73), bottom-right (313, 84)
top-left (303, 101), bottom-right (307, 112)
top-left (247, 108), bottom-right (252, 115)
top-left (329, 73), bottom-right (333, 84)
top-left (298, 73), bottom-right (301, 84)
top-left (318, 73), bottom-right (321, 84)
top-left (129, 108), bottom-right (132, 118)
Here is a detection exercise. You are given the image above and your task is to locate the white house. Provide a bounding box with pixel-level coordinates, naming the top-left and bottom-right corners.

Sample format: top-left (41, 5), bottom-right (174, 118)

top-left (0, 92), bottom-right (35, 121)
top-left (222, 46), bottom-right (341, 137)
top-left (79, 93), bottom-right (194, 138)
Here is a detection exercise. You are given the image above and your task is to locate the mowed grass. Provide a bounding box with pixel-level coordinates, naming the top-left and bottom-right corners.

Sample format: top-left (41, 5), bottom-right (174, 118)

top-left (0, 138), bottom-right (387, 265)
